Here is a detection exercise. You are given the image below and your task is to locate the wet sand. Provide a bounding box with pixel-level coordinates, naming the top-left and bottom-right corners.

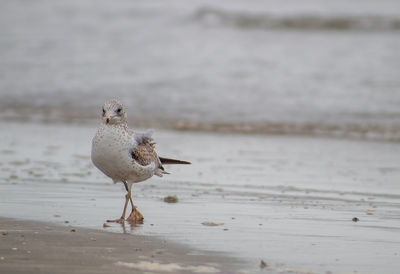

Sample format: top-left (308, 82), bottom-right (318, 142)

top-left (1, 121), bottom-right (400, 273)
top-left (0, 217), bottom-right (240, 274)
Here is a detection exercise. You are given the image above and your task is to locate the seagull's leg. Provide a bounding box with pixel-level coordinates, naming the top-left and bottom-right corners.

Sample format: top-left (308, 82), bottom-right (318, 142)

top-left (126, 183), bottom-right (144, 223)
top-left (106, 182), bottom-right (130, 223)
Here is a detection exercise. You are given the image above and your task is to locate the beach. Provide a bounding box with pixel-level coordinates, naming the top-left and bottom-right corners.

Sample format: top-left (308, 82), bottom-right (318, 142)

top-left (0, 217), bottom-right (240, 274)
top-left (1, 0), bottom-right (400, 272)
top-left (1, 121), bottom-right (400, 273)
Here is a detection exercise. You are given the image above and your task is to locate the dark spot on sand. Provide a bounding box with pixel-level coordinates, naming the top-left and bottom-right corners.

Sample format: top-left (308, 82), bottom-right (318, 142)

top-left (2, 231), bottom-right (8, 236)
top-left (70, 229), bottom-right (76, 232)
top-left (164, 196), bottom-right (178, 203)
top-left (202, 222), bottom-right (224, 227)
top-left (33, 173), bottom-right (44, 178)
top-left (1, 150), bottom-right (15, 155)
top-left (9, 160), bottom-right (30, 166)
top-left (260, 260), bottom-right (267, 269)
top-left (352, 217), bottom-right (359, 222)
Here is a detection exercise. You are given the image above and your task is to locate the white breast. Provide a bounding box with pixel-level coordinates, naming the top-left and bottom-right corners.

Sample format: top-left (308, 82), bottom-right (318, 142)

top-left (91, 124), bottom-right (155, 183)
top-left (92, 125), bottom-right (132, 180)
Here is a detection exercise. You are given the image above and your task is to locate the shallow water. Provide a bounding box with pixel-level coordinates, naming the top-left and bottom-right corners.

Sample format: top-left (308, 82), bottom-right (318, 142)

top-left (1, 0), bottom-right (400, 139)
top-left (1, 121), bottom-right (400, 273)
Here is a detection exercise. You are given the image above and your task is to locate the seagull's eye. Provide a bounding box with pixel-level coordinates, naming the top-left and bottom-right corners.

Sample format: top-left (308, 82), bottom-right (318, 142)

top-left (116, 108), bottom-right (122, 114)
top-left (102, 108), bottom-right (105, 116)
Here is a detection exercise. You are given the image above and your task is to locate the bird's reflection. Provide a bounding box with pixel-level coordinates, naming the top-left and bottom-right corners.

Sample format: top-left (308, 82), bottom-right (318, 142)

top-left (120, 220), bottom-right (144, 234)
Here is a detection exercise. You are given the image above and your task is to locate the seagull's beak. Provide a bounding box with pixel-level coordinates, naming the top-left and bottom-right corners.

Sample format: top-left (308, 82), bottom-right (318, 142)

top-left (105, 115), bottom-right (112, 124)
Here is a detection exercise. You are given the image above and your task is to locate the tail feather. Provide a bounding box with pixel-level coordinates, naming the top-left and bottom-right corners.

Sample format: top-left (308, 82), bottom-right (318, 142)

top-left (159, 157), bottom-right (191, 165)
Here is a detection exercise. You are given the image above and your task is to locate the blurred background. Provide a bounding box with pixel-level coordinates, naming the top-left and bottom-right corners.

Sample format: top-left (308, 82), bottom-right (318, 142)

top-left (1, 0), bottom-right (400, 140)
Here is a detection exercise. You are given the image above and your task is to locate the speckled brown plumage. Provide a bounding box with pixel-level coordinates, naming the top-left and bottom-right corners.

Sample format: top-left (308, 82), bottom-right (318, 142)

top-left (131, 142), bottom-right (164, 171)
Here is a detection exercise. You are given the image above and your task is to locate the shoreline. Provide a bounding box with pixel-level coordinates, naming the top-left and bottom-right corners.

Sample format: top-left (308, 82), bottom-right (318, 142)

top-left (1, 121), bottom-right (400, 274)
top-left (0, 217), bottom-right (244, 274)
top-left (1, 110), bottom-right (399, 143)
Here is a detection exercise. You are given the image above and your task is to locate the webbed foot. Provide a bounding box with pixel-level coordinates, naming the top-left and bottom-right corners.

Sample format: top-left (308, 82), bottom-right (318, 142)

top-left (106, 218), bottom-right (125, 224)
top-left (126, 209), bottom-right (144, 223)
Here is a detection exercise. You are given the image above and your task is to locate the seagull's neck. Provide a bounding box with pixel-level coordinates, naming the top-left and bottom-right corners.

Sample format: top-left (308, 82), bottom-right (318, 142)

top-left (101, 122), bottom-right (129, 131)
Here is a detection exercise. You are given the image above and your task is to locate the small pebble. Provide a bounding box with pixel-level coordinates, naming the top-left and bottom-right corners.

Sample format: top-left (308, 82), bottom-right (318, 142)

top-left (352, 217), bottom-right (359, 222)
top-left (2, 231), bottom-right (8, 236)
top-left (163, 195), bottom-right (178, 203)
top-left (70, 229), bottom-right (76, 232)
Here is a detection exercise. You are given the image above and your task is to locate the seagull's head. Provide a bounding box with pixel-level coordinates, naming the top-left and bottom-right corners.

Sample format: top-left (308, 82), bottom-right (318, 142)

top-left (101, 100), bottom-right (127, 125)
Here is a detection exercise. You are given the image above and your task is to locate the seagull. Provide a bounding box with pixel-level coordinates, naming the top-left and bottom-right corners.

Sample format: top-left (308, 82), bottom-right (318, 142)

top-left (91, 99), bottom-right (190, 223)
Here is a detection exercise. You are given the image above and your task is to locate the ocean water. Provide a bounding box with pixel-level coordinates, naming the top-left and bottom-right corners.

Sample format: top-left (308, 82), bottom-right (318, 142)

top-left (1, 0), bottom-right (400, 139)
